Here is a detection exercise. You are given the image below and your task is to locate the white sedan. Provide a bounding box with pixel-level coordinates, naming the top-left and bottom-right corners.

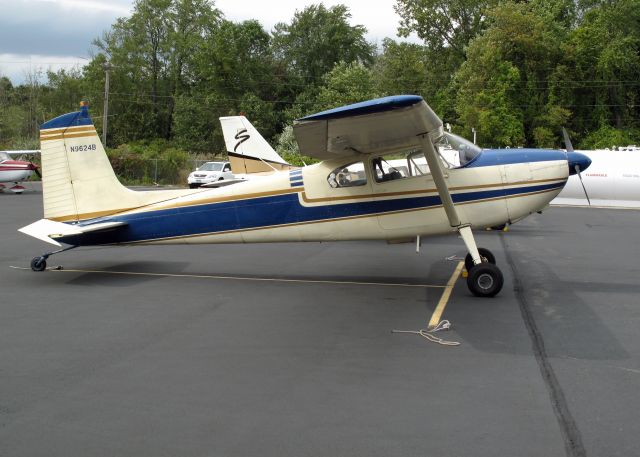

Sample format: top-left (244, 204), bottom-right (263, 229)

top-left (187, 161), bottom-right (234, 188)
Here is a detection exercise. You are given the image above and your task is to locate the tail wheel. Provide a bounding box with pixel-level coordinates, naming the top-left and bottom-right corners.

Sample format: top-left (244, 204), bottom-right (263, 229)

top-left (30, 256), bottom-right (47, 272)
top-left (464, 247), bottom-right (496, 272)
top-left (467, 263), bottom-right (503, 297)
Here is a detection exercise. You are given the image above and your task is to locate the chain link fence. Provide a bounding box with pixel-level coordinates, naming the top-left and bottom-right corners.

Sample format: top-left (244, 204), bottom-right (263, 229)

top-left (108, 156), bottom-right (226, 186)
top-left (20, 152), bottom-right (226, 187)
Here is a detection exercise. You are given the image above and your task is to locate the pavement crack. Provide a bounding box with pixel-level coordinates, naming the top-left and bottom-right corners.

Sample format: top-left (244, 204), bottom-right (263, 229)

top-left (501, 234), bottom-right (587, 457)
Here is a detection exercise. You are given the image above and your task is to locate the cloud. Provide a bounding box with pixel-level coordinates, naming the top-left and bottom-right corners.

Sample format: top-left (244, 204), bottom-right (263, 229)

top-left (0, 0), bottom-right (419, 83)
top-left (217, 0), bottom-right (405, 42)
top-left (0, 0), bottom-right (130, 56)
top-left (0, 53), bottom-right (87, 83)
top-left (38, 0), bottom-right (131, 14)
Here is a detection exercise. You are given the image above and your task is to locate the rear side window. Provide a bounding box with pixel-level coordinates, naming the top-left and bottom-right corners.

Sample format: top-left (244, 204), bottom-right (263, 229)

top-left (327, 162), bottom-right (367, 188)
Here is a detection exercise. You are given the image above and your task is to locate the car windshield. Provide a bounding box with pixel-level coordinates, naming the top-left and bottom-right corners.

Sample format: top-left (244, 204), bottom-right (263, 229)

top-left (199, 162), bottom-right (224, 172)
top-left (437, 132), bottom-right (482, 167)
top-left (0, 152), bottom-right (10, 161)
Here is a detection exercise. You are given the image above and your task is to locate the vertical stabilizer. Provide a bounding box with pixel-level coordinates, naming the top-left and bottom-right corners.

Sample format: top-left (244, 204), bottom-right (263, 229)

top-left (39, 103), bottom-right (191, 222)
top-left (219, 116), bottom-right (292, 174)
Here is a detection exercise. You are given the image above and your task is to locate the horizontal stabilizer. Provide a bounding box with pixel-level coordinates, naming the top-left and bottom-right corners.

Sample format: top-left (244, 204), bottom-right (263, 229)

top-left (200, 178), bottom-right (249, 188)
top-left (19, 219), bottom-right (127, 246)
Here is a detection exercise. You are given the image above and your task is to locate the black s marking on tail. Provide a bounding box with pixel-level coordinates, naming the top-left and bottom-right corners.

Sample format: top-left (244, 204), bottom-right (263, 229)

top-left (234, 129), bottom-right (250, 152)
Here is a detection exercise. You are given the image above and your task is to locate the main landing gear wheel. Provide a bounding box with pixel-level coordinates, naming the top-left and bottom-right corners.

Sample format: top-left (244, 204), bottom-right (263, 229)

top-left (464, 247), bottom-right (496, 272)
top-left (467, 263), bottom-right (504, 297)
top-left (30, 256), bottom-right (47, 272)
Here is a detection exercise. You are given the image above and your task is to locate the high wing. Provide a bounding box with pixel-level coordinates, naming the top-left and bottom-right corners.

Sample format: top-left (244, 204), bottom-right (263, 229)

top-left (292, 95), bottom-right (443, 160)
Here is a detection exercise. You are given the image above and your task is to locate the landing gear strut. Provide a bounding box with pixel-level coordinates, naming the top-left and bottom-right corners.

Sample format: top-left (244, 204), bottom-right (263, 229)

top-left (457, 226), bottom-right (504, 297)
top-left (464, 247), bottom-right (496, 272)
top-left (30, 245), bottom-right (77, 272)
top-left (419, 128), bottom-right (505, 298)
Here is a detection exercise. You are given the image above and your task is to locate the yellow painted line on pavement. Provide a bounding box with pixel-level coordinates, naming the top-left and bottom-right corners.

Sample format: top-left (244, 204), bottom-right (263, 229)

top-left (428, 261), bottom-right (464, 329)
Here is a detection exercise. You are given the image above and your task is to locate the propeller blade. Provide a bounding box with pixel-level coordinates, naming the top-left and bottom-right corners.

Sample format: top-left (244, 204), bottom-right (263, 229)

top-left (574, 164), bottom-right (591, 206)
top-left (562, 127), bottom-right (574, 153)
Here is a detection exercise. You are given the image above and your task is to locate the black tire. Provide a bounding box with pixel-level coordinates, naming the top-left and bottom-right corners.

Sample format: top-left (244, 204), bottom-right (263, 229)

top-left (189, 183), bottom-right (198, 189)
top-left (464, 247), bottom-right (496, 272)
top-left (467, 263), bottom-right (503, 297)
top-left (31, 256), bottom-right (47, 272)
top-left (218, 177), bottom-right (224, 180)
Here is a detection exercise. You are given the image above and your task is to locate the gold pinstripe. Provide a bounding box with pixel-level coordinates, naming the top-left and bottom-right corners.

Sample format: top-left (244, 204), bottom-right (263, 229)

top-left (40, 126), bottom-right (96, 135)
top-left (40, 132), bottom-right (98, 142)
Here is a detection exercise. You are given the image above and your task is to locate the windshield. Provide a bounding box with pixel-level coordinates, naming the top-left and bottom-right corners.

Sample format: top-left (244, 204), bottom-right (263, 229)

top-left (0, 152), bottom-right (10, 161)
top-left (199, 162), bottom-right (224, 172)
top-left (437, 132), bottom-right (482, 166)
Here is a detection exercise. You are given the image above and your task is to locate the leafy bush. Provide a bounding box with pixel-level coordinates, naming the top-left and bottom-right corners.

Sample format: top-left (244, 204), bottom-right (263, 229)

top-left (106, 141), bottom-right (197, 185)
top-left (579, 125), bottom-right (640, 150)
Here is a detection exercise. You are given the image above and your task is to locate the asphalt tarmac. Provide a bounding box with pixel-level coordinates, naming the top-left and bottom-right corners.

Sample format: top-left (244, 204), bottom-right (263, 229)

top-left (2, 185), bottom-right (639, 457)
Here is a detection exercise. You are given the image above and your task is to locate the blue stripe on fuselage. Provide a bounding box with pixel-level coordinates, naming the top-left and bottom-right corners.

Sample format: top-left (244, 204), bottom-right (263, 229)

top-left (58, 181), bottom-right (565, 246)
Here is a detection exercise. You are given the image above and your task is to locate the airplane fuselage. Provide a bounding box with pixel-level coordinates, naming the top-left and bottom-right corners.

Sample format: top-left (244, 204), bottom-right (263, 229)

top-left (0, 161), bottom-right (35, 183)
top-left (53, 149), bottom-right (569, 247)
top-left (553, 149), bottom-right (640, 208)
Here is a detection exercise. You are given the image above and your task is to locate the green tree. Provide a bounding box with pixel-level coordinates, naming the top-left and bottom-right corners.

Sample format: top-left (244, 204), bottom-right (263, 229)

top-left (374, 39), bottom-right (428, 96)
top-left (454, 1), bottom-right (570, 147)
top-left (580, 125), bottom-right (640, 149)
top-left (395, 0), bottom-right (497, 59)
top-left (456, 57), bottom-right (525, 147)
top-left (569, 0), bottom-right (640, 139)
top-left (314, 61), bottom-right (380, 110)
top-left (42, 69), bottom-right (88, 117)
top-left (172, 19), bottom-right (278, 153)
top-left (271, 4), bottom-right (375, 87)
top-left (91, 0), bottom-right (222, 146)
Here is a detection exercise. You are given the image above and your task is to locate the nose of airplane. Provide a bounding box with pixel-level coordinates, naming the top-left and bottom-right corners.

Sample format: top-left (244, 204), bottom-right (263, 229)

top-left (567, 151), bottom-right (591, 175)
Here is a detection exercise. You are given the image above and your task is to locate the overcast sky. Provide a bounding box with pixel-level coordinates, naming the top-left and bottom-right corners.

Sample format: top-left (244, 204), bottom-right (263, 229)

top-left (0, 0), bottom-right (416, 84)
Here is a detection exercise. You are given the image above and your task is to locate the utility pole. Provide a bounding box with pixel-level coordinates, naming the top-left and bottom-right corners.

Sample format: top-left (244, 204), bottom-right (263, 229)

top-left (471, 127), bottom-right (477, 145)
top-left (103, 61), bottom-right (111, 146)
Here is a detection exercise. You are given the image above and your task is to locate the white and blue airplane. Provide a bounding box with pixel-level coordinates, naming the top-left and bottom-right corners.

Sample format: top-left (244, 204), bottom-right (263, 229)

top-left (18, 96), bottom-right (591, 297)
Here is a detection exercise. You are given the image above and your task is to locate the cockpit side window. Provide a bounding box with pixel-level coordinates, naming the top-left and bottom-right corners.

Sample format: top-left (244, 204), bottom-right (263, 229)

top-left (327, 162), bottom-right (367, 188)
top-left (371, 150), bottom-right (431, 183)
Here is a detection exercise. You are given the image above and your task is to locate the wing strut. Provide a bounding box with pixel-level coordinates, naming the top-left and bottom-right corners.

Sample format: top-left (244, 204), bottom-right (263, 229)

top-left (419, 135), bottom-right (482, 266)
